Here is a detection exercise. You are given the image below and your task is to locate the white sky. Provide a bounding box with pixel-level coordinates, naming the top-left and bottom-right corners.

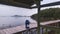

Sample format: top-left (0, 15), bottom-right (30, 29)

top-left (0, 0), bottom-right (60, 16)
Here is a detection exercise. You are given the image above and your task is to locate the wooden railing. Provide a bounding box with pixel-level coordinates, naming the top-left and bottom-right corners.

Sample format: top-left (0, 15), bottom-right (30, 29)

top-left (13, 27), bottom-right (37, 34)
top-left (0, 20), bottom-right (60, 34)
top-left (13, 20), bottom-right (60, 34)
top-left (13, 25), bottom-right (60, 34)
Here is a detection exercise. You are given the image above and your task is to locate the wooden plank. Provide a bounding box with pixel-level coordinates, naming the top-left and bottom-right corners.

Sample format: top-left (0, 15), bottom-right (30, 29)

top-left (0, 20), bottom-right (60, 34)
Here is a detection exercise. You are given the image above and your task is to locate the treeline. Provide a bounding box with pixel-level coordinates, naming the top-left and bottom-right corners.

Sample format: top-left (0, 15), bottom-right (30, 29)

top-left (31, 8), bottom-right (60, 22)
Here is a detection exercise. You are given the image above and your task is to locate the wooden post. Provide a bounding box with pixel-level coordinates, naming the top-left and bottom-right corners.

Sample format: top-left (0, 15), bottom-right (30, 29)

top-left (36, 0), bottom-right (41, 34)
top-left (34, 0), bottom-right (42, 34)
top-left (33, 0), bottom-right (43, 34)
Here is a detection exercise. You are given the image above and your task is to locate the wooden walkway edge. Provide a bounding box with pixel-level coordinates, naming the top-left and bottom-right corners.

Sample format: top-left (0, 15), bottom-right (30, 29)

top-left (0, 20), bottom-right (60, 34)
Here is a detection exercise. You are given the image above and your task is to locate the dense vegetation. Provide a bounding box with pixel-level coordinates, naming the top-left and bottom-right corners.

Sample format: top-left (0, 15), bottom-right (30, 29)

top-left (31, 8), bottom-right (60, 22)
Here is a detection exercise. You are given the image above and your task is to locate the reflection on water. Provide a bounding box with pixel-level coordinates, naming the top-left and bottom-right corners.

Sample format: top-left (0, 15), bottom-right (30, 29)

top-left (0, 17), bottom-right (36, 29)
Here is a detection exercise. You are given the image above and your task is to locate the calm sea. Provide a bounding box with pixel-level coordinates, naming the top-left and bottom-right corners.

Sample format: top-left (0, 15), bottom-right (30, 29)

top-left (0, 17), bottom-right (36, 29)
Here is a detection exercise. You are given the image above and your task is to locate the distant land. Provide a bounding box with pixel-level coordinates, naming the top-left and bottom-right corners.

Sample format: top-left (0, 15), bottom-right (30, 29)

top-left (11, 15), bottom-right (30, 17)
top-left (31, 8), bottom-right (60, 22)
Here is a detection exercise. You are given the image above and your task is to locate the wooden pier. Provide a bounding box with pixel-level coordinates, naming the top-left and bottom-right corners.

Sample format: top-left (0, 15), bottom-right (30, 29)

top-left (0, 20), bottom-right (60, 34)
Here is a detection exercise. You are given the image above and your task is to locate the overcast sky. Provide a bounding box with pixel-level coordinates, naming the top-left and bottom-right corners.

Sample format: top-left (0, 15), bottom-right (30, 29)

top-left (0, 0), bottom-right (60, 16)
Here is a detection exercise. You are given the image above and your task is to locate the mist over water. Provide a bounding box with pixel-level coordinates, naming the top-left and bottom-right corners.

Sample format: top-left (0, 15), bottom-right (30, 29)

top-left (0, 17), bottom-right (36, 29)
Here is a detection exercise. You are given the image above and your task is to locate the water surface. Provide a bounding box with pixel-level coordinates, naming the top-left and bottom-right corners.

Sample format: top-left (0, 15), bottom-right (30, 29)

top-left (0, 17), bottom-right (36, 29)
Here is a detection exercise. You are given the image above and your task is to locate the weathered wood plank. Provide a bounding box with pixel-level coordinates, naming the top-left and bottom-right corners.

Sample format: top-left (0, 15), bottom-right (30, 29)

top-left (0, 20), bottom-right (60, 34)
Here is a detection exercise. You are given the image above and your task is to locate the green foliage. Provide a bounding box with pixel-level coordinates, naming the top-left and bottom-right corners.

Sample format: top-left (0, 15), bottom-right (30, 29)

top-left (31, 8), bottom-right (60, 22)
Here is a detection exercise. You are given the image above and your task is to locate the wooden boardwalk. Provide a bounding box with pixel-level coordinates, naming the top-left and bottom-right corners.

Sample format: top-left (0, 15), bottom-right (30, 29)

top-left (0, 20), bottom-right (60, 34)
